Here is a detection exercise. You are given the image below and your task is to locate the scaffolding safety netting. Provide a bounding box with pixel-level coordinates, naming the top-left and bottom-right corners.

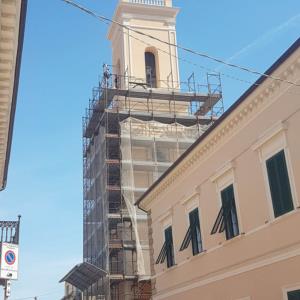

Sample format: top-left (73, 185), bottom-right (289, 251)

top-left (120, 117), bottom-right (209, 277)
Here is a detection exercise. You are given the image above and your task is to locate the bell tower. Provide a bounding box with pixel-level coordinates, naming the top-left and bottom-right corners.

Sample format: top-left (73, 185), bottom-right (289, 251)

top-left (108, 0), bottom-right (180, 89)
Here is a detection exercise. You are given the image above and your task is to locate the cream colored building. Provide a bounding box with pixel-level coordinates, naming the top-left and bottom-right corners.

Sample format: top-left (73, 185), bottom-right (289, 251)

top-left (137, 39), bottom-right (300, 300)
top-left (0, 0), bottom-right (27, 190)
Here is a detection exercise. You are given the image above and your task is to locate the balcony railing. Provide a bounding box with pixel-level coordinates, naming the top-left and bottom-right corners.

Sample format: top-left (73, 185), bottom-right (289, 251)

top-left (128, 0), bottom-right (166, 6)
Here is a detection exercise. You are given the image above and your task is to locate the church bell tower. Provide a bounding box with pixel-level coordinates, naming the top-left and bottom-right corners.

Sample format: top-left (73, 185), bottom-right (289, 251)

top-left (108, 0), bottom-right (180, 89)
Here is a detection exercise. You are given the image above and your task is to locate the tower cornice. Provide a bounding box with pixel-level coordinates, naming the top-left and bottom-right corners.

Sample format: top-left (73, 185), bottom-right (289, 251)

top-left (108, 2), bottom-right (179, 41)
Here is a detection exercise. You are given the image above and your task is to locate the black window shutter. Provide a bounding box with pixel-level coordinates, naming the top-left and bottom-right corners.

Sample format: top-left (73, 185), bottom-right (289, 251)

top-left (179, 226), bottom-right (191, 251)
top-left (266, 150), bottom-right (294, 218)
top-left (189, 208), bottom-right (202, 255)
top-left (211, 206), bottom-right (224, 235)
top-left (221, 185), bottom-right (239, 240)
top-left (288, 289), bottom-right (300, 300)
top-left (155, 242), bottom-right (167, 264)
top-left (165, 226), bottom-right (174, 268)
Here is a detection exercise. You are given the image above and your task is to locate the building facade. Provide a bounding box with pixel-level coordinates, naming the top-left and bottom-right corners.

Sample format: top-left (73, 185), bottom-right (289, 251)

top-left (0, 0), bottom-right (27, 190)
top-left (137, 39), bottom-right (300, 300)
top-left (61, 0), bottom-right (223, 299)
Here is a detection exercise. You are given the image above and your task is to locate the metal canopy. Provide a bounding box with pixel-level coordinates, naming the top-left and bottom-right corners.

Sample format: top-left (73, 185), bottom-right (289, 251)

top-left (59, 262), bottom-right (107, 291)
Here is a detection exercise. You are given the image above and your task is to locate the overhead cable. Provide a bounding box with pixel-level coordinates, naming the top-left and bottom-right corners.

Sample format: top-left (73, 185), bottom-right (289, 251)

top-left (61, 0), bottom-right (257, 86)
top-left (61, 0), bottom-right (300, 87)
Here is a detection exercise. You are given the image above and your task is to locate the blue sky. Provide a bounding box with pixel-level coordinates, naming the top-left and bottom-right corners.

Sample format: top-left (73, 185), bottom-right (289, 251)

top-left (0, 0), bottom-right (299, 299)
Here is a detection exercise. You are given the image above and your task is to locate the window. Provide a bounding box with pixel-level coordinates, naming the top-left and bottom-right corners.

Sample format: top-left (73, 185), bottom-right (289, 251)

top-left (288, 289), bottom-right (300, 300)
top-left (211, 184), bottom-right (239, 240)
top-left (180, 208), bottom-right (203, 255)
top-left (156, 226), bottom-right (175, 268)
top-left (266, 150), bottom-right (294, 218)
top-left (145, 52), bottom-right (157, 88)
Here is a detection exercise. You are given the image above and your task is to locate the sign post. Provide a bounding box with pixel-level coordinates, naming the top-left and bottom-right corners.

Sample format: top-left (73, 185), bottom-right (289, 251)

top-left (4, 281), bottom-right (11, 300)
top-left (0, 216), bottom-right (21, 299)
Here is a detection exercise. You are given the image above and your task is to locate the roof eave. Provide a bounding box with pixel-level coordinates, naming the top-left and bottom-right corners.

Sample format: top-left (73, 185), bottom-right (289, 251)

top-left (1, 0), bottom-right (28, 191)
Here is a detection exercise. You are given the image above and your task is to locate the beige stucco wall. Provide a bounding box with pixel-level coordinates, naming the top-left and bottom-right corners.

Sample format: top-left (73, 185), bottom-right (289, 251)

top-left (140, 45), bottom-right (300, 299)
top-left (108, 1), bottom-right (180, 90)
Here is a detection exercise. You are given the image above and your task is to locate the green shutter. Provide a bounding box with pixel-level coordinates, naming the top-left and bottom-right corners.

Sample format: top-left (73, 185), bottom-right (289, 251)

top-left (189, 208), bottom-right (202, 255)
top-left (179, 226), bottom-right (191, 251)
top-left (221, 185), bottom-right (239, 240)
top-left (288, 289), bottom-right (300, 300)
top-left (211, 206), bottom-right (224, 235)
top-left (266, 150), bottom-right (294, 218)
top-left (164, 226), bottom-right (175, 268)
top-left (155, 242), bottom-right (167, 264)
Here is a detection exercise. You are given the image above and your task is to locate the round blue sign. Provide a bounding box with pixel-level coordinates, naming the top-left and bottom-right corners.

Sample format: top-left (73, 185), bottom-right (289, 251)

top-left (4, 250), bottom-right (16, 265)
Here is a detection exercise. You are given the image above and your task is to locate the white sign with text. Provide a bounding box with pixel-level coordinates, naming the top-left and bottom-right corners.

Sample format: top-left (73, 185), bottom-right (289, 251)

top-left (0, 243), bottom-right (19, 280)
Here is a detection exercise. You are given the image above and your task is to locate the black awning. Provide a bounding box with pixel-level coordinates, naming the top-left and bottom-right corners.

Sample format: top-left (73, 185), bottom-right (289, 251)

top-left (59, 262), bottom-right (107, 291)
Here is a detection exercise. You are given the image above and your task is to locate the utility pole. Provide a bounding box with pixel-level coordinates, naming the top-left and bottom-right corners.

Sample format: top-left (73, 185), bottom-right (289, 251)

top-left (3, 280), bottom-right (11, 300)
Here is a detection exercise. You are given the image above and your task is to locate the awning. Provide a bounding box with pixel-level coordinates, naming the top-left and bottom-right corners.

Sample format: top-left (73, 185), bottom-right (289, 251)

top-left (59, 262), bottom-right (107, 291)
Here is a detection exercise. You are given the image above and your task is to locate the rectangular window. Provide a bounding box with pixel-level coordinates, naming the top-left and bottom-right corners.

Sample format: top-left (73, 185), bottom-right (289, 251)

top-left (180, 208), bottom-right (203, 255)
top-left (221, 185), bottom-right (239, 240)
top-left (266, 150), bottom-right (294, 218)
top-left (156, 226), bottom-right (175, 268)
top-left (165, 226), bottom-right (175, 267)
top-left (189, 208), bottom-right (203, 255)
top-left (288, 289), bottom-right (300, 300)
top-left (211, 184), bottom-right (239, 240)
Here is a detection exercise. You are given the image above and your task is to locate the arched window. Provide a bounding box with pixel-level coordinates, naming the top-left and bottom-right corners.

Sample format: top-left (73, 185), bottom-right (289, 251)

top-left (145, 52), bottom-right (157, 88)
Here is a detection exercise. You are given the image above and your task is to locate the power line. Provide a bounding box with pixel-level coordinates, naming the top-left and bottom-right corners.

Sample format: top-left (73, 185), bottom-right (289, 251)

top-left (61, 0), bottom-right (300, 87)
top-left (60, 0), bottom-right (257, 86)
top-left (90, 4), bottom-right (256, 86)
top-left (11, 289), bottom-right (61, 300)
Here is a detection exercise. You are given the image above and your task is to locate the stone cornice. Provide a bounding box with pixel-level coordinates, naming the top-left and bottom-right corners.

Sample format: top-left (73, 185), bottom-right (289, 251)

top-left (141, 53), bottom-right (300, 210)
top-left (108, 1), bottom-right (179, 40)
top-left (0, 0), bottom-right (25, 189)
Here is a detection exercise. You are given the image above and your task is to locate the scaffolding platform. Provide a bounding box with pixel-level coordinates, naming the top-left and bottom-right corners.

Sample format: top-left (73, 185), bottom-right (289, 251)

top-left (83, 69), bottom-right (224, 300)
top-left (83, 87), bottom-right (221, 139)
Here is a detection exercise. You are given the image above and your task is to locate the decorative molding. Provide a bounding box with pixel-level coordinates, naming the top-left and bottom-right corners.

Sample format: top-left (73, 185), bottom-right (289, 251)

top-left (252, 121), bottom-right (287, 151)
top-left (157, 208), bottom-right (172, 226)
top-left (108, 1), bottom-right (179, 39)
top-left (210, 161), bottom-right (235, 183)
top-left (180, 190), bottom-right (200, 206)
top-left (153, 246), bottom-right (300, 299)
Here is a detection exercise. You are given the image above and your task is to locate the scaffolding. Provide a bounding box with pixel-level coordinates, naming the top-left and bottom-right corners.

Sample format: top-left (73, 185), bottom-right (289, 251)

top-left (82, 66), bottom-right (223, 299)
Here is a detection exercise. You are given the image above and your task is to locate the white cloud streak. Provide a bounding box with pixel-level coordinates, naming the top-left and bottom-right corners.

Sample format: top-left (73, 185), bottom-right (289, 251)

top-left (217, 13), bottom-right (300, 70)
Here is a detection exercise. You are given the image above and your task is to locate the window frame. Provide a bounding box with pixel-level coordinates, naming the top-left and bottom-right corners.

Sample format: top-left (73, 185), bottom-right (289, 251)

top-left (220, 184), bottom-right (240, 240)
top-left (210, 164), bottom-right (242, 240)
top-left (189, 207), bottom-right (203, 255)
top-left (283, 284), bottom-right (300, 300)
top-left (265, 149), bottom-right (294, 218)
top-left (180, 206), bottom-right (203, 256)
top-left (156, 212), bottom-right (175, 268)
top-left (145, 51), bottom-right (158, 88)
top-left (254, 123), bottom-right (298, 220)
top-left (164, 226), bottom-right (175, 268)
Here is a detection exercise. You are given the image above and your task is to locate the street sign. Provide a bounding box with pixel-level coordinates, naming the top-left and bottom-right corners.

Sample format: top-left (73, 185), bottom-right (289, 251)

top-left (0, 243), bottom-right (19, 280)
top-left (5, 251), bottom-right (16, 265)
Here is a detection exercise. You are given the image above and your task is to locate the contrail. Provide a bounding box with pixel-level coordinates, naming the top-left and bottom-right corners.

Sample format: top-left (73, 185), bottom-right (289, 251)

top-left (217, 13), bottom-right (300, 71)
